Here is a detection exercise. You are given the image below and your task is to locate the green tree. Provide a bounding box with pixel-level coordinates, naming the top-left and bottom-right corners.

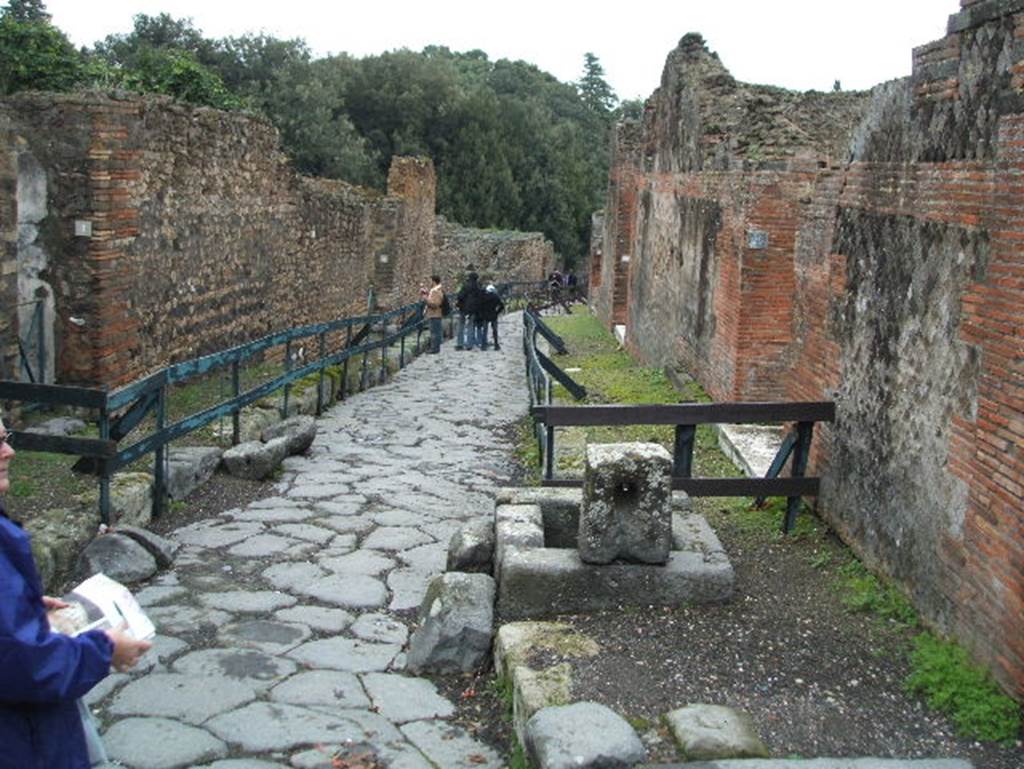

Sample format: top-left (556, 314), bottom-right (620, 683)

top-left (577, 52), bottom-right (616, 116)
top-left (0, 1), bottom-right (82, 94)
top-left (616, 98), bottom-right (645, 121)
top-left (120, 47), bottom-right (240, 109)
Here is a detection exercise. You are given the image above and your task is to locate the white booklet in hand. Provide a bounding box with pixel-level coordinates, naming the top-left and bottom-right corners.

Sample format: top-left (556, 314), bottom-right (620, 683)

top-left (49, 573), bottom-right (156, 641)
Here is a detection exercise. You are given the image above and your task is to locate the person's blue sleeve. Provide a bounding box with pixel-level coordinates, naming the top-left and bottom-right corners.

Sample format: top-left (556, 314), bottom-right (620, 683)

top-left (0, 524), bottom-right (113, 704)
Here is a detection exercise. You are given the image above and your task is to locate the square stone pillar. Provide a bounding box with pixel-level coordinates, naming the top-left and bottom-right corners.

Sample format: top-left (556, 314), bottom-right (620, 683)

top-left (580, 442), bottom-right (672, 564)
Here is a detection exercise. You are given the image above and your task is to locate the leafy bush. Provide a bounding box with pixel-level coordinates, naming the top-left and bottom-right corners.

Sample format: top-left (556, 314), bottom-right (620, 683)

top-left (906, 633), bottom-right (1021, 742)
top-left (0, 13), bottom-right (82, 94)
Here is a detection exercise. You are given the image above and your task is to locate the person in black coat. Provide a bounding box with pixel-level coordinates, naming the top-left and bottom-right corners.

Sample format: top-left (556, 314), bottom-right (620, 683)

top-left (455, 272), bottom-right (484, 350)
top-left (478, 284), bottom-right (506, 350)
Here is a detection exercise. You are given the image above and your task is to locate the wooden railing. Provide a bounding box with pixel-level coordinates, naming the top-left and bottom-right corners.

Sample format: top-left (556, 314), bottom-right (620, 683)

top-left (531, 401), bottom-right (835, 533)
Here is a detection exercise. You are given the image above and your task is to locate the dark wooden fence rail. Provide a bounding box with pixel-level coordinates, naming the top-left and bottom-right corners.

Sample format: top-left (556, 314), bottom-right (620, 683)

top-left (0, 301), bottom-right (428, 523)
top-left (531, 401), bottom-right (835, 533)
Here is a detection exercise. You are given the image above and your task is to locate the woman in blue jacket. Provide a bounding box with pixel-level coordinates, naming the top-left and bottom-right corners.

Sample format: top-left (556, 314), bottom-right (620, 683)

top-left (0, 416), bottom-right (150, 769)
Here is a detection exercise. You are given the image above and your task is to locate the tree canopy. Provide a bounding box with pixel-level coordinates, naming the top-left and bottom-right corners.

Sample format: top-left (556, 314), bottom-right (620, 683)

top-left (0, 1), bottom-right (631, 267)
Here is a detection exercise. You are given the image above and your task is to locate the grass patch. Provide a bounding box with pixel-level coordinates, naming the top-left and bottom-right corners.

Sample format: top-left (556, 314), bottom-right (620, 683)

top-left (838, 560), bottom-right (918, 629)
top-left (906, 633), bottom-right (1021, 742)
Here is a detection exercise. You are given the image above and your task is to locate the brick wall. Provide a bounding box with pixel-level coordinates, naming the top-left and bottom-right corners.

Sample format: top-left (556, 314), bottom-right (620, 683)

top-left (596, 1), bottom-right (1024, 698)
top-left (0, 93), bottom-right (546, 388)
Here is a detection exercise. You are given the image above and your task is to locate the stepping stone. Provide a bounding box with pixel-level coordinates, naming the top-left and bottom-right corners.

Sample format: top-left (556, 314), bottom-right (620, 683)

top-left (204, 702), bottom-right (367, 752)
top-left (525, 701), bottom-right (645, 769)
top-left (665, 703), bottom-right (769, 761)
top-left (201, 591), bottom-right (298, 613)
top-left (400, 720), bottom-right (504, 769)
top-left (270, 670), bottom-right (370, 708)
top-left (287, 637), bottom-right (401, 672)
top-left (172, 648), bottom-right (297, 690)
top-left (104, 717), bottom-right (228, 769)
top-left (217, 620), bottom-right (311, 654)
top-left (361, 672), bottom-right (455, 723)
top-left (274, 605), bottom-right (354, 633)
top-left (108, 673), bottom-right (259, 724)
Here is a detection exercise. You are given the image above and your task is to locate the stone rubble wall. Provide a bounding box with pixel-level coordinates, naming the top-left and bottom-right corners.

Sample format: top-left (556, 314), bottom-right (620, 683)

top-left (0, 92), bottom-right (550, 387)
top-left (433, 216), bottom-right (555, 287)
top-left (592, 0), bottom-right (1024, 699)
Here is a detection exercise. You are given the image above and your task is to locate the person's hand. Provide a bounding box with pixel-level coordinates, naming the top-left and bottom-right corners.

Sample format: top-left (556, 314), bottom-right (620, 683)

top-left (104, 627), bottom-right (153, 672)
top-left (42, 596), bottom-right (70, 610)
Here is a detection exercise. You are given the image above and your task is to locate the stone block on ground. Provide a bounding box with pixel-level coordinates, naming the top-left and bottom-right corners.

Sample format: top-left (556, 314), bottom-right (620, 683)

top-left (639, 761), bottom-right (974, 768)
top-left (261, 415), bottom-right (317, 456)
top-left (494, 503), bottom-right (543, 579)
top-left (26, 416), bottom-right (86, 436)
top-left (493, 621), bottom-right (600, 680)
top-left (78, 532), bottom-right (158, 583)
top-left (221, 437), bottom-right (289, 480)
top-left (665, 704), bottom-right (769, 760)
top-left (406, 572), bottom-right (495, 673)
top-left (446, 518), bottom-right (495, 573)
top-left (114, 525), bottom-right (179, 568)
top-left (510, 663), bottom-right (573, 746)
top-left (166, 446), bottom-right (224, 499)
top-left (75, 472), bottom-right (154, 528)
top-left (580, 442), bottom-right (672, 564)
top-left (525, 701), bottom-right (645, 769)
top-left (26, 507), bottom-right (100, 591)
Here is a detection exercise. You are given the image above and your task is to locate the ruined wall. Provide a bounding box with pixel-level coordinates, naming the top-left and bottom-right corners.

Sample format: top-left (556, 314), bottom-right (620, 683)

top-left (595, 0), bottom-right (1024, 697)
top-left (434, 217), bottom-right (554, 286)
top-left (0, 93), bottom-right (539, 387)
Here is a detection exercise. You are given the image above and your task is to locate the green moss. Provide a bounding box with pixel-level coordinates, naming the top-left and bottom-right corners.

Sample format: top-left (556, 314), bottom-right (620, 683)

top-left (838, 560), bottom-right (918, 628)
top-left (906, 633), bottom-right (1021, 742)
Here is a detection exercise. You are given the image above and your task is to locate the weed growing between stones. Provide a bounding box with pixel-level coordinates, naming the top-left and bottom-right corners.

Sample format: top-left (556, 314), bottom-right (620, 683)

top-left (906, 634), bottom-right (1022, 743)
top-left (838, 560), bottom-right (919, 628)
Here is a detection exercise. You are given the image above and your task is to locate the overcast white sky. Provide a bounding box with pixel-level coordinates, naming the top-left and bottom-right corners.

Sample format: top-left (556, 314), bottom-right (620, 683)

top-left (45, 0), bottom-right (954, 100)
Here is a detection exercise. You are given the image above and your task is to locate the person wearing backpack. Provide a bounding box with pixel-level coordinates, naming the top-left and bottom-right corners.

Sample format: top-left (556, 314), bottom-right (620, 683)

top-left (479, 284), bottom-right (506, 350)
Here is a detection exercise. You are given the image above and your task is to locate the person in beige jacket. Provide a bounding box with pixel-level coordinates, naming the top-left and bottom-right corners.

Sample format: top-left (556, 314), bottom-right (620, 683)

top-left (425, 275), bottom-right (444, 354)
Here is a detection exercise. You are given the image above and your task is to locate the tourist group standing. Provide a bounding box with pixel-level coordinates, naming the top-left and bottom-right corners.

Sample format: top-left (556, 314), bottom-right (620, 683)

top-left (454, 271), bottom-right (505, 351)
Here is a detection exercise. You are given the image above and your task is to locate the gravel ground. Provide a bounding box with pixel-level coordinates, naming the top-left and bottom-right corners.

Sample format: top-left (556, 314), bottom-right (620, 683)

top-left (534, 500), bottom-right (1024, 767)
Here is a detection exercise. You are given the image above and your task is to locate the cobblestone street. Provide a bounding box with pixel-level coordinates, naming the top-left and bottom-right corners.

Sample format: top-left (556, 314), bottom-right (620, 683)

top-left (93, 313), bottom-right (527, 769)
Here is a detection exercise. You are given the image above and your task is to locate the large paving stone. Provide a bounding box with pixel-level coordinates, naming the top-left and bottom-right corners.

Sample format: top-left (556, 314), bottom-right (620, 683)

top-left (362, 526), bottom-right (435, 551)
top-left (222, 437), bottom-right (289, 480)
top-left (205, 702), bottom-right (367, 752)
top-left (270, 670), bottom-right (370, 708)
top-left (175, 521), bottom-right (265, 548)
top-left (361, 672), bottom-right (456, 723)
top-left (217, 620), bottom-right (312, 654)
top-left (135, 584), bottom-right (187, 607)
top-left (320, 549), bottom-right (396, 576)
top-left (525, 701), bottom-right (645, 769)
top-left (201, 591), bottom-right (298, 613)
top-left (232, 504), bottom-right (318, 523)
top-left (350, 613), bottom-right (409, 645)
top-left (195, 761), bottom-right (289, 769)
top-left (666, 704), bottom-right (769, 760)
top-left (387, 567), bottom-right (431, 611)
top-left (104, 717), bottom-right (228, 769)
top-left (287, 637), bottom-right (402, 672)
top-left (166, 446), bottom-right (223, 500)
top-left (273, 522), bottom-right (337, 542)
top-left (146, 606), bottom-right (232, 636)
top-left (108, 673), bottom-right (258, 724)
top-left (227, 533), bottom-right (303, 558)
top-left (400, 720), bottom-right (504, 769)
top-left (172, 648), bottom-right (297, 690)
top-left (274, 605), bottom-right (354, 633)
top-left (297, 573), bottom-right (388, 608)
top-left (261, 415), bottom-right (317, 455)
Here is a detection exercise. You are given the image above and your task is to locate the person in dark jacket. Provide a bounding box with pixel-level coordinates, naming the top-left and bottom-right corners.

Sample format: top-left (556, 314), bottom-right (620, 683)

top-left (479, 284), bottom-right (506, 350)
top-left (455, 272), bottom-right (483, 350)
top-left (0, 416), bottom-right (151, 769)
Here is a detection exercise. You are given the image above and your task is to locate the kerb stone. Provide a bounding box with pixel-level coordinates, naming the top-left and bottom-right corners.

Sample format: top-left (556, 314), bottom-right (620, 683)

top-left (524, 701), bottom-right (645, 769)
top-left (665, 704), bottom-right (769, 760)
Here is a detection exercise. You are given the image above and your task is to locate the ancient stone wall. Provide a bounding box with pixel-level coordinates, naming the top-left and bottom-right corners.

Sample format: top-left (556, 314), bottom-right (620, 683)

top-left (594, 0), bottom-right (1024, 698)
top-left (434, 217), bottom-right (555, 286)
top-left (0, 93), bottom-right (547, 388)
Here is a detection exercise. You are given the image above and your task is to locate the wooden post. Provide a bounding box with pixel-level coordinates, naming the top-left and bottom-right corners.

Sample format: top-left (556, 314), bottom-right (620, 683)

top-left (673, 424), bottom-right (696, 478)
top-left (783, 421), bottom-right (814, 533)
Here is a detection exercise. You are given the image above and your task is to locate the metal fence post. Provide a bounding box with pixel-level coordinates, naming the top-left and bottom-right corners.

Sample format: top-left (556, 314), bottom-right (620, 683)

top-left (152, 383), bottom-right (166, 519)
top-left (283, 339), bottom-right (292, 417)
top-left (783, 421), bottom-right (814, 533)
top-left (231, 360), bottom-right (241, 445)
top-left (673, 424), bottom-right (696, 478)
top-left (316, 331), bottom-right (326, 416)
